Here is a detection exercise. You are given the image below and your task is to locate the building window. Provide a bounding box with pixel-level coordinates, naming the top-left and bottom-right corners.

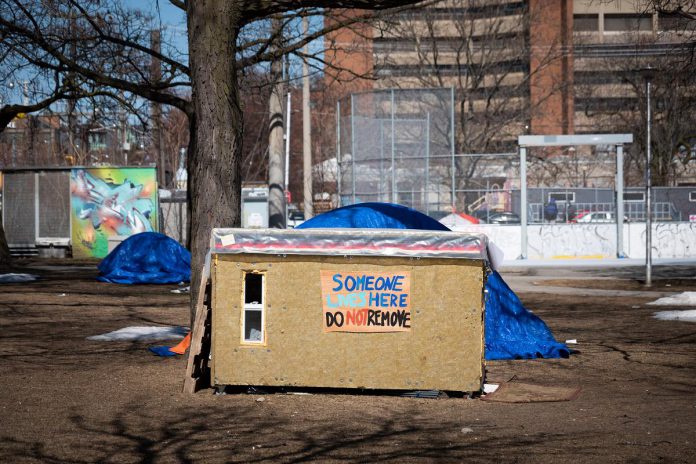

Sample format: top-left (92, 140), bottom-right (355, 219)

top-left (549, 192), bottom-right (575, 203)
top-left (242, 272), bottom-right (265, 344)
top-left (574, 14), bottom-right (599, 31)
top-left (604, 14), bottom-right (652, 32)
top-left (689, 191), bottom-right (696, 202)
top-left (624, 192), bottom-right (645, 202)
top-left (659, 12), bottom-right (691, 31)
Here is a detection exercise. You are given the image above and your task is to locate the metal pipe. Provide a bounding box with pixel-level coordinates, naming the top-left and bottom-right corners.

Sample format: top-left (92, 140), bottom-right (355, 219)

top-left (351, 94), bottom-right (356, 205)
top-left (616, 144), bottom-right (624, 258)
top-left (336, 100), bottom-right (341, 207)
top-left (645, 77), bottom-right (653, 286)
top-left (380, 120), bottom-right (384, 201)
top-left (450, 87), bottom-right (456, 209)
top-left (284, 92), bottom-right (291, 192)
top-left (425, 112), bottom-right (430, 214)
top-left (302, 17), bottom-right (313, 220)
top-left (391, 89), bottom-right (396, 203)
top-left (520, 146), bottom-right (528, 259)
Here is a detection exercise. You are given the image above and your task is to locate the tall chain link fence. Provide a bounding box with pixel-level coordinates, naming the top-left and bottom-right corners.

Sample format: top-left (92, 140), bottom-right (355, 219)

top-left (337, 96), bottom-right (696, 224)
top-left (338, 88), bottom-right (455, 216)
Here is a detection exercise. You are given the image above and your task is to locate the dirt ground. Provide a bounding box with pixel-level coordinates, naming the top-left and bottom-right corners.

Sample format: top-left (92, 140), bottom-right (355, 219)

top-left (1, 260), bottom-right (695, 463)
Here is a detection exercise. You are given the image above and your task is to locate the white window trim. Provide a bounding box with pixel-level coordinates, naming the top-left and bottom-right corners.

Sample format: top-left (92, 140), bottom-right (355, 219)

top-left (241, 272), bottom-right (266, 345)
top-left (689, 191), bottom-right (696, 202)
top-left (548, 192), bottom-right (575, 203)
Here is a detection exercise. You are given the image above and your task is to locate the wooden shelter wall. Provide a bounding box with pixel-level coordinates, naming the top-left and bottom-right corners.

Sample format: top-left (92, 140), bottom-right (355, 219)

top-left (211, 254), bottom-right (485, 392)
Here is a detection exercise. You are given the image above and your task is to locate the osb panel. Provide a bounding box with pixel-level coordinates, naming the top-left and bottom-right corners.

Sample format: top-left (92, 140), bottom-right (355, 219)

top-left (212, 254), bottom-right (484, 392)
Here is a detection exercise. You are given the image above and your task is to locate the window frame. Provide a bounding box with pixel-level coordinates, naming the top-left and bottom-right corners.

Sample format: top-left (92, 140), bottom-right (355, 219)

top-left (603, 13), bottom-right (652, 32)
top-left (624, 191), bottom-right (645, 202)
top-left (574, 13), bottom-right (599, 32)
top-left (548, 192), bottom-right (575, 204)
top-left (241, 271), bottom-right (266, 346)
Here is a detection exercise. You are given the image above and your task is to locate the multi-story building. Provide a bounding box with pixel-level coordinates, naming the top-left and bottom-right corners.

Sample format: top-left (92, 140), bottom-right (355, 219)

top-left (323, 0), bottom-right (696, 187)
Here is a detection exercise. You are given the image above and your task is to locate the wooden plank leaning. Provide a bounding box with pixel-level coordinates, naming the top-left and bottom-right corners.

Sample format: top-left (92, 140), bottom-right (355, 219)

top-left (183, 250), bottom-right (212, 393)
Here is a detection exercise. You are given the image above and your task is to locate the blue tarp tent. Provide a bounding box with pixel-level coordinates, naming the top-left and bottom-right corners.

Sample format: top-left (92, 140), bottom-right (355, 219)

top-left (97, 232), bottom-right (191, 285)
top-left (298, 202), bottom-right (569, 360)
top-left (299, 202), bottom-right (450, 231)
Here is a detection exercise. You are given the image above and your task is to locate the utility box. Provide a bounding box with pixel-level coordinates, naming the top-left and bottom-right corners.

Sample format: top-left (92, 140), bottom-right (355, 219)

top-left (209, 228), bottom-right (488, 393)
top-left (241, 185), bottom-right (269, 228)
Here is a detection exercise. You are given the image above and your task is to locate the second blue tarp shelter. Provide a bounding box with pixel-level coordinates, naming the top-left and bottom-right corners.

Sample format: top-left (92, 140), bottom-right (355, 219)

top-left (298, 202), bottom-right (569, 361)
top-left (97, 232), bottom-right (191, 284)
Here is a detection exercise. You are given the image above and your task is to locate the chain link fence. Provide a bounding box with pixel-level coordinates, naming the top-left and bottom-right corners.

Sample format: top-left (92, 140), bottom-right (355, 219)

top-left (337, 88), bottom-right (455, 216)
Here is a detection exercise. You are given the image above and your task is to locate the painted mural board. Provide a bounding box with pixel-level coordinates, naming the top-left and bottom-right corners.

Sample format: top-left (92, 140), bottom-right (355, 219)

top-left (321, 270), bottom-right (412, 332)
top-left (70, 167), bottom-right (158, 258)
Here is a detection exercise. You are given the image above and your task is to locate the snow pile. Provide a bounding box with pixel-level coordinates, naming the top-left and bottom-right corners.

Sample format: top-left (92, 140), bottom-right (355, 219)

top-left (0, 273), bottom-right (38, 283)
top-left (648, 292), bottom-right (696, 306)
top-left (87, 326), bottom-right (188, 342)
top-left (652, 310), bottom-right (696, 322)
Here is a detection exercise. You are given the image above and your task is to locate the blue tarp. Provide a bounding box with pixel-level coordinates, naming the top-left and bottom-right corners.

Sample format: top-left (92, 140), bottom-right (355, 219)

top-left (97, 232), bottom-right (191, 284)
top-left (299, 202), bottom-right (569, 360)
top-left (485, 270), bottom-right (569, 360)
top-left (298, 202), bottom-right (450, 231)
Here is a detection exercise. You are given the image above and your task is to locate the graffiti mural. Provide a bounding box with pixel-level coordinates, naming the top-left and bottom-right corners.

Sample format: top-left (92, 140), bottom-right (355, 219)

top-left (70, 167), bottom-right (158, 258)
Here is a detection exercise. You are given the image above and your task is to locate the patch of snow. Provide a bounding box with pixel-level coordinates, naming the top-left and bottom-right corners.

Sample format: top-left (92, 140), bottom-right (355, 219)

top-left (0, 273), bottom-right (38, 283)
top-left (87, 326), bottom-right (189, 342)
top-left (483, 383), bottom-right (499, 394)
top-left (648, 292), bottom-right (696, 306)
top-left (652, 310), bottom-right (696, 322)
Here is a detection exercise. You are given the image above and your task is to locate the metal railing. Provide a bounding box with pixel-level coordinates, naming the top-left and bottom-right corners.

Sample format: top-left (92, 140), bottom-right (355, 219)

top-left (528, 201), bottom-right (680, 223)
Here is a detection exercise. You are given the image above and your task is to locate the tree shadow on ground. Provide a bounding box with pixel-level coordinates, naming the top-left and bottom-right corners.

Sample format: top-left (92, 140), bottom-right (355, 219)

top-left (0, 400), bottom-right (605, 463)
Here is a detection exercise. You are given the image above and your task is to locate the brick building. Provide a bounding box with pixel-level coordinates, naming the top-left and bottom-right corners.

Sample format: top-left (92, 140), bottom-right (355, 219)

top-left (322, 0), bottom-right (696, 186)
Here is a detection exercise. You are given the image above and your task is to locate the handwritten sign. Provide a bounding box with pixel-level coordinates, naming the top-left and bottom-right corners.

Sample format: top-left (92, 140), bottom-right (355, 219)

top-left (320, 270), bottom-right (411, 332)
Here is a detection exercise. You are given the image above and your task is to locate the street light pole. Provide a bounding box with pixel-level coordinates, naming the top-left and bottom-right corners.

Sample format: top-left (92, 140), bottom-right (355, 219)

top-left (640, 67), bottom-right (656, 287)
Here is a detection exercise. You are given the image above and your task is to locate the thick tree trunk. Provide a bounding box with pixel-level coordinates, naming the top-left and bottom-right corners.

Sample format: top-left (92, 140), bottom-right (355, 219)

top-left (187, 1), bottom-right (244, 322)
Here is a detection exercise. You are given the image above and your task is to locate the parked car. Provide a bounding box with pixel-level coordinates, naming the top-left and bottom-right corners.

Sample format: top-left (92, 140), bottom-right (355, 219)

top-left (287, 210), bottom-right (305, 228)
top-left (576, 211), bottom-right (628, 223)
top-left (487, 212), bottom-right (521, 224)
top-left (569, 209), bottom-right (592, 223)
top-left (471, 210), bottom-right (497, 223)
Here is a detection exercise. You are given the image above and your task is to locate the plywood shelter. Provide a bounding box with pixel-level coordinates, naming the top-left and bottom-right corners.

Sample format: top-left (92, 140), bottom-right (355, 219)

top-left (209, 228), bottom-right (490, 393)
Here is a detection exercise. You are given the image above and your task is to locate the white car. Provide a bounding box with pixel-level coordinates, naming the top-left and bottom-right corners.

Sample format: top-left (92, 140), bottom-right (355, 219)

top-left (287, 211), bottom-right (305, 228)
top-left (576, 211), bottom-right (627, 223)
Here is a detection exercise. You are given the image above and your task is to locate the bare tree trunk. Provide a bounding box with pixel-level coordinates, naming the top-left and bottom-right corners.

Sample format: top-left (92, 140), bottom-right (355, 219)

top-left (187, 1), bottom-right (243, 322)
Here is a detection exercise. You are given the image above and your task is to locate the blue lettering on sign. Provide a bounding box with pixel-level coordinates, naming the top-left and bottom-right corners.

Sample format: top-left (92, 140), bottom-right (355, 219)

top-left (331, 273), bottom-right (406, 292)
top-left (332, 273), bottom-right (343, 291)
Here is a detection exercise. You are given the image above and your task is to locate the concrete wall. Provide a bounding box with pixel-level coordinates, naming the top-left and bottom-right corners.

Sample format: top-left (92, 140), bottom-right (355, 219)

top-left (450, 222), bottom-right (696, 260)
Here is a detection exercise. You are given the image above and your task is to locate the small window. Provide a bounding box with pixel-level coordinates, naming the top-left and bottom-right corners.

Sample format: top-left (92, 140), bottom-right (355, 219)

top-left (574, 14), bottom-right (599, 31)
top-left (242, 272), bottom-right (265, 344)
top-left (604, 14), bottom-right (652, 32)
top-left (689, 191), bottom-right (696, 202)
top-left (624, 192), bottom-right (645, 202)
top-left (659, 12), bottom-right (691, 31)
top-left (549, 192), bottom-right (575, 203)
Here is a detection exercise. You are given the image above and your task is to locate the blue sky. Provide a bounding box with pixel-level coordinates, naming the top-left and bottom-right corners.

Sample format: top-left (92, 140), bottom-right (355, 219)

top-left (126, 1), bottom-right (325, 81)
top-left (126, 0), bottom-right (189, 61)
